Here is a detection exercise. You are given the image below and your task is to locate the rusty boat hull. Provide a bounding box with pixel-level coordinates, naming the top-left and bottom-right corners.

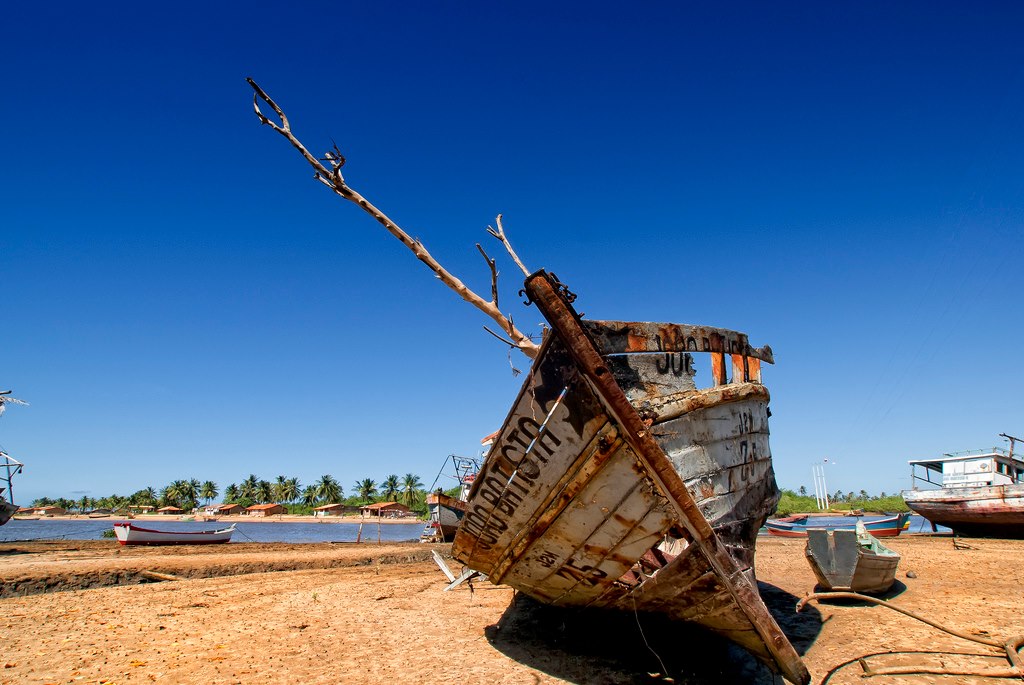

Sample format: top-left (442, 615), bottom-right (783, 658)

top-left (451, 271), bottom-right (809, 684)
top-left (0, 500), bottom-right (16, 527)
top-left (904, 484), bottom-right (1024, 538)
top-left (422, 491), bottom-right (468, 542)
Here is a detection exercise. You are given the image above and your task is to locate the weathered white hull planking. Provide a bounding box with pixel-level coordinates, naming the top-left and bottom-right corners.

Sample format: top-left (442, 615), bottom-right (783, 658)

top-left (904, 484), bottom-right (1024, 538)
top-left (452, 271), bottom-right (809, 685)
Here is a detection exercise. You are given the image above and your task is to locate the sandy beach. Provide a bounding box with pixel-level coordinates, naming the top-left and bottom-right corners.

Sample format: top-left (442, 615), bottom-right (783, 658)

top-left (2, 534), bottom-right (1023, 684)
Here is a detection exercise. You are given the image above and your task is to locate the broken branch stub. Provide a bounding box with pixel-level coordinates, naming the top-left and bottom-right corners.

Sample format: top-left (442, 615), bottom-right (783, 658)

top-left (247, 78), bottom-right (540, 359)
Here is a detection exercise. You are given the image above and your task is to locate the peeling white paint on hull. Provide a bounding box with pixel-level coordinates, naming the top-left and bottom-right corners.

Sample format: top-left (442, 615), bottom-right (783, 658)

top-left (452, 271), bottom-right (809, 685)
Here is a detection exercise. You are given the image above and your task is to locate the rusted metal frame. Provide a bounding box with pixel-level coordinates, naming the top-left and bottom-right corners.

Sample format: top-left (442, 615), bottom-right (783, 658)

top-left (488, 423), bottom-right (624, 583)
top-left (583, 321), bottom-right (775, 364)
top-left (710, 352), bottom-right (726, 386)
top-left (524, 270), bottom-right (809, 685)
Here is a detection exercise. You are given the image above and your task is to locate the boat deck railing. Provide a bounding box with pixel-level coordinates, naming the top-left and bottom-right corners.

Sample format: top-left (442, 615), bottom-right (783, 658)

top-left (942, 446), bottom-right (1012, 459)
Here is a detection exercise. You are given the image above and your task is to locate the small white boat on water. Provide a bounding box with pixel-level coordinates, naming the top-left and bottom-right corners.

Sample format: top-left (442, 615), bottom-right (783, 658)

top-left (113, 522), bottom-right (236, 545)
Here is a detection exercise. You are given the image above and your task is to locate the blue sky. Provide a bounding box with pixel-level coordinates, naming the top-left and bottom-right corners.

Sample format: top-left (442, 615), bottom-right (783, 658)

top-left (2, 3), bottom-right (1022, 504)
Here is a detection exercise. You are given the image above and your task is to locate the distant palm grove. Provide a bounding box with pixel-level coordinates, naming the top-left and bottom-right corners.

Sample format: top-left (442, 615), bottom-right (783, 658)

top-left (30, 472), bottom-right (428, 515)
top-left (775, 487), bottom-right (910, 516)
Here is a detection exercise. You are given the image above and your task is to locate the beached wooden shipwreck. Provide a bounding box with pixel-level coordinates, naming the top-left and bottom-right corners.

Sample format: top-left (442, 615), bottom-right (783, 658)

top-left (451, 271), bottom-right (809, 685)
top-left (246, 79), bottom-right (809, 684)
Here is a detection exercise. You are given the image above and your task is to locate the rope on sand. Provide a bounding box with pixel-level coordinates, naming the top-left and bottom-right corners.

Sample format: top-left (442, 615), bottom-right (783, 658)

top-left (798, 591), bottom-right (1024, 678)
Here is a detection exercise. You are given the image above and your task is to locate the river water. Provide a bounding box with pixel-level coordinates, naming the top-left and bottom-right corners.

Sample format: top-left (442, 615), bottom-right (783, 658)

top-left (0, 518), bottom-right (425, 543)
top-left (1, 514), bottom-right (946, 543)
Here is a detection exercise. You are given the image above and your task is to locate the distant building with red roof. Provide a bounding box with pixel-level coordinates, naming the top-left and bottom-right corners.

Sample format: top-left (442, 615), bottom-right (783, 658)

top-left (359, 501), bottom-right (411, 517)
top-left (246, 503), bottom-right (285, 517)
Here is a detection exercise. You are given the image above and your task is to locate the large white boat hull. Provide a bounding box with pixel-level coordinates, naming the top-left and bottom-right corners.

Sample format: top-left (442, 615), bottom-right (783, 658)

top-left (904, 484), bottom-right (1024, 538)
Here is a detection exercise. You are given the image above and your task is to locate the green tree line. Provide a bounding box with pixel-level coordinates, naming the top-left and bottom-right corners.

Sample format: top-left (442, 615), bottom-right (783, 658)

top-left (30, 472), bottom-right (427, 515)
top-left (775, 487), bottom-right (910, 516)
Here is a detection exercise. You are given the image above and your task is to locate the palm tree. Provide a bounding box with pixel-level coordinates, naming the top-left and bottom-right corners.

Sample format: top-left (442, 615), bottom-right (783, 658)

top-left (401, 473), bottom-right (423, 508)
top-left (200, 481), bottom-right (219, 504)
top-left (257, 480), bottom-right (273, 504)
top-left (224, 483), bottom-right (240, 503)
top-left (273, 476), bottom-right (289, 504)
top-left (239, 474), bottom-right (260, 502)
top-left (302, 484), bottom-right (320, 506)
top-left (163, 482), bottom-right (183, 507)
top-left (381, 474), bottom-right (400, 501)
top-left (179, 479), bottom-right (199, 510)
top-left (355, 478), bottom-right (378, 504)
top-left (283, 477), bottom-right (301, 503)
top-left (77, 495), bottom-right (91, 513)
top-left (317, 475), bottom-right (342, 504)
top-left (131, 487), bottom-right (157, 507)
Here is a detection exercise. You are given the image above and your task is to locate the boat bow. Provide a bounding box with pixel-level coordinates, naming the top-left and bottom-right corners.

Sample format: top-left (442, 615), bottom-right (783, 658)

top-left (452, 271), bottom-right (809, 684)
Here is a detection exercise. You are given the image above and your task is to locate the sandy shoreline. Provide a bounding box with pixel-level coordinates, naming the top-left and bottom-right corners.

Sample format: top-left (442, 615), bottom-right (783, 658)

top-left (1, 534), bottom-right (1022, 684)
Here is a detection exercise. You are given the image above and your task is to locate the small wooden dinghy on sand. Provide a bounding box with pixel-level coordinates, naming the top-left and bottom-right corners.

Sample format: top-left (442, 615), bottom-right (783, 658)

top-left (804, 521), bottom-right (900, 594)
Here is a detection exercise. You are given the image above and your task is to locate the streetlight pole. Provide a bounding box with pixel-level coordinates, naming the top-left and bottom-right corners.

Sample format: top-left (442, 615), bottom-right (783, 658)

top-left (812, 461), bottom-right (831, 511)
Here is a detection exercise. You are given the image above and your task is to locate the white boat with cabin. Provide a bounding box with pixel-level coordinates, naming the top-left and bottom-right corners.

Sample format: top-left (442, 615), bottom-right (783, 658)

top-left (903, 434), bottom-right (1024, 538)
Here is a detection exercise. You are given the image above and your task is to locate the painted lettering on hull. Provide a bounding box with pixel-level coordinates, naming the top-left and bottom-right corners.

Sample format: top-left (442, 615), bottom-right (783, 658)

top-left (460, 413), bottom-right (568, 552)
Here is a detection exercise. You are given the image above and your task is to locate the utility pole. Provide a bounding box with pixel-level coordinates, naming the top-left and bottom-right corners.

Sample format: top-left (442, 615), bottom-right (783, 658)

top-left (999, 433), bottom-right (1021, 460)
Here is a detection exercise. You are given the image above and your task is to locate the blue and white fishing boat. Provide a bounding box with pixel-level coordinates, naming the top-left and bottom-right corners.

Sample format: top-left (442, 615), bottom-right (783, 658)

top-left (765, 512), bottom-right (910, 538)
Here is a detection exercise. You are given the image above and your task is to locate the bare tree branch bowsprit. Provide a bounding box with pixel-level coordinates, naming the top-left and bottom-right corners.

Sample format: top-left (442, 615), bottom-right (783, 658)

top-left (246, 78), bottom-right (541, 359)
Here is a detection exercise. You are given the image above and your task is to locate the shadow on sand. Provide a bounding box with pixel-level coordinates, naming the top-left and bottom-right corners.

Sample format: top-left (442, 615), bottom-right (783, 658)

top-left (485, 581), bottom-right (823, 684)
top-left (808, 579), bottom-right (908, 604)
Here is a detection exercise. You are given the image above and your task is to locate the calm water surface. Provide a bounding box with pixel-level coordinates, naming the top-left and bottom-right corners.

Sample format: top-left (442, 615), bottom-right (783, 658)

top-left (0, 518), bottom-right (425, 543)
top-left (2, 515), bottom-right (946, 542)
